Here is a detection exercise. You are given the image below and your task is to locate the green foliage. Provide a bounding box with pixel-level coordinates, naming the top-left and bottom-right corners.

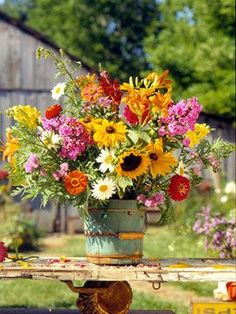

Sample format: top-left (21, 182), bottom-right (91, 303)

top-left (0, 187), bottom-right (41, 251)
top-left (144, 0), bottom-right (235, 117)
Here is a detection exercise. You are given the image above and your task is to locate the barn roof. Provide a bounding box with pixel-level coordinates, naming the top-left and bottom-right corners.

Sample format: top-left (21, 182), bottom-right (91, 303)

top-left (0, 10), bottom-right (93, 72)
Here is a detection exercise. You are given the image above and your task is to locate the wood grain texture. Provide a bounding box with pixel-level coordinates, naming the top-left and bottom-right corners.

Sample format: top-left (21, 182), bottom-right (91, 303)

top-left (0, 258), bottom-right (235, 282)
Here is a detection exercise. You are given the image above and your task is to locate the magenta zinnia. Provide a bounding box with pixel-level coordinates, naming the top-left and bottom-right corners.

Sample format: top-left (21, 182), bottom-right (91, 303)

top-left (0, 242), bottom-right (8, 262)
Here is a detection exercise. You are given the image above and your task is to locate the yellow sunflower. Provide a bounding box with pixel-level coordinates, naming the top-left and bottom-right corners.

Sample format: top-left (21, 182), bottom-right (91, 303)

top-left (147, 139), bottom-right (178, 178)
top-left (93, 119), bottom-right (127, 147)
top-left (116, 150), bottom-right (150, 179)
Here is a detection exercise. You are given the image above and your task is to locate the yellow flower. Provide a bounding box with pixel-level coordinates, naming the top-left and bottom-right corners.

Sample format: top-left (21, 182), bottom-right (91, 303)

top-left (185, 123), bottom-right (210, 148)
top-left (80, 117), bottom-right (102, 133)
top-left (116, 150), bottom-right (150, 179)
top-left (1, 128), bottom-right (19, 165)
top-left (75, 73), bottom-right (97, 89)
top-left (93, 119), bottom-right (127, 147)
top-left (147, 139), bottom-right (178, 177)
top-left (7, 105), bottom-right (40, 129)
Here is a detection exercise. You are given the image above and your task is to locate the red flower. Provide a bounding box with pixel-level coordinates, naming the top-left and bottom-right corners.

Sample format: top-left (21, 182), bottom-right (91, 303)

top-left (0, 242), bottom-right (8, 262)
top-left (45, 104), bottom-right (62, 119)
top-left (99, 71), bottom-right (123, 105)
top-left (0, 169), bottom-right (8, 180)
top-left (168, 175), bottom-right (190, 201)
top-left (123, 105), bottom-right (150, 125)
top-left (226, 282), bottom-right (236, 301)
top-left (124, 105), bottom-right (139, 124)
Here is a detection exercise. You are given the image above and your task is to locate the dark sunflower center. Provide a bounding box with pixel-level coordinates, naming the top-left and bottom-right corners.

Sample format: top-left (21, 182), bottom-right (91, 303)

top-left (106, 126), bottom-right (115, 134)
top-left (84, 117), bottom-right (91, 123)
top-left (149, 153), bottom-right (158, 161)
top-left (121, 154), bottom-right (142, 172)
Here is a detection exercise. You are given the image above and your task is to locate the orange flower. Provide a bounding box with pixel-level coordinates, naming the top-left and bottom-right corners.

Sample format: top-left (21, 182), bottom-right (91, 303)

top-left (64, 170), bottom-right (88, 196)
top-left (1, 129), bottom-right (19, 165)
top-left (45, 104), bottom-right (62, 119)
top-left (81, 83), bottom-right (103, 103)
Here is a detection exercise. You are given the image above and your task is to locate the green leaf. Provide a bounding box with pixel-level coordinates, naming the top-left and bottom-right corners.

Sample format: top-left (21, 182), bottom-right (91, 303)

top-left (116, 177), bottom-right (133, 191)
top-left (127, 130), bottom-right (139, 144)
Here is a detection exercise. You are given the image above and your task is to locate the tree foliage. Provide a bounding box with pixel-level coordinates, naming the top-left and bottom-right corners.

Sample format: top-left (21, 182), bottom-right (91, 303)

top-left (1, 0), bottom-right (235, 117)
top-left (144, 0), bottom-right (235, 117)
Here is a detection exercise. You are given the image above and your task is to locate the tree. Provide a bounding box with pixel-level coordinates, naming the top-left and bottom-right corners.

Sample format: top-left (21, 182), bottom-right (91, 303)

top-left (144, 0), bottom-right (235, 117)
top-left (2, 0), bottom-right (160, 80)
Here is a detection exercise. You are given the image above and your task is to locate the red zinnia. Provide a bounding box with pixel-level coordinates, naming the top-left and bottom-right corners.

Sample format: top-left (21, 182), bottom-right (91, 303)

top-left (45, 104), bottom-right (62, 119)
top-left (0, 169), bottom-right (8, 180)
top-left (168, 175), bottom-right (190, 201)
top-left (0, 242), bottom-right (8, 262)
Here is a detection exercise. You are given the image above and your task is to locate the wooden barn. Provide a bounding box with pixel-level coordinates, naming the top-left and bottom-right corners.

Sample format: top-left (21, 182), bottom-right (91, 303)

top-left (0, 11), bottom-right (235, 234)
top-left (0, 10), bottom-right (90, 142)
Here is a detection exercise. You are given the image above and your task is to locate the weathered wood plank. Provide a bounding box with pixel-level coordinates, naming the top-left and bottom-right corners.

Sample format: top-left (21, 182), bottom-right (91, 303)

top-left (0, 258), bottom-right (235, 283)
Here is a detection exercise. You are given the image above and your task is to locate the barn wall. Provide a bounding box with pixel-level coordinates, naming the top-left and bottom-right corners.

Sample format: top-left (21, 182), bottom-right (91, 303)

top-left (0, 19), bottom-right (87, 142)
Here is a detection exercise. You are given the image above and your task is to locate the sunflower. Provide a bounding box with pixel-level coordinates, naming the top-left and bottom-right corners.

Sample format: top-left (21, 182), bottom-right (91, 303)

top-left (147, 139), bottom-right (178, 178)
top-left (116, 150), bottom-right (150, 179)
top-left (93, 119), bottom-right (127, 147)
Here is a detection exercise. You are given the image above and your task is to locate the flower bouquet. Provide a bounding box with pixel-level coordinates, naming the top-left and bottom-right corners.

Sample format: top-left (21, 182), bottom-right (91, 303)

top-left (1, 48), bottom-right (234, 264)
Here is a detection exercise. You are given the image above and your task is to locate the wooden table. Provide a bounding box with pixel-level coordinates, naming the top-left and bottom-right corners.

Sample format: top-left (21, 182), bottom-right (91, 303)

top-left (0, 258), bottom-right (235, 314)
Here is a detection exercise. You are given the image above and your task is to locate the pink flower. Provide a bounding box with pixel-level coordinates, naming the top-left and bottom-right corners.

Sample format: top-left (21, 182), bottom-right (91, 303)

top-left (42, 115), bottom-right (93, 160)
top-left (137, 192), bottom-right (165, 208)
top-left (137, 194), bottom-right (146, 204)
top-left (25, 154), bottom-right (39, 173)
top-left (53, 163), bottom-right (69, 181)
top-left (160, 97), bottom-right (202, 136)
top-left (40, 168), bottom-right (47, 177)
top-left (0, 242), bottom-right (8, 262)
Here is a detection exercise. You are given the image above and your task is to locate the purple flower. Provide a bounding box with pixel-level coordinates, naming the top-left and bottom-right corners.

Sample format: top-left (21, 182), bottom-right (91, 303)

top-left (193, 205), bottom-right (236, 258)
top-left (25, 154), bottom-right (39, 173)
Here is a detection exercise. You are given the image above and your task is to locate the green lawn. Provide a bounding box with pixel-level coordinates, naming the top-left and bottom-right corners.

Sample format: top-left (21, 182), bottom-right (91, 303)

top-left (0, 226), bottom-right (216, 313)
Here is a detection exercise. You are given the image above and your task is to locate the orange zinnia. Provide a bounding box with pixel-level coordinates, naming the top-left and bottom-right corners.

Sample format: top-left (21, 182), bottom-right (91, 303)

top-left (64, 170), bottom-right (88, 196)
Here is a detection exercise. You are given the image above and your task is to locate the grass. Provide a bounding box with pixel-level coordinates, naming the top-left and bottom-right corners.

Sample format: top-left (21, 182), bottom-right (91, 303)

top-left (0, 226), bottom-right (217, 313)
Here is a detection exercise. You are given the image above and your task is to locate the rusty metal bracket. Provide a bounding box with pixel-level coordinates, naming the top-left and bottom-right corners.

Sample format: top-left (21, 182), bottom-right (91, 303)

top-left (149, 273), bottom-right (165, 291)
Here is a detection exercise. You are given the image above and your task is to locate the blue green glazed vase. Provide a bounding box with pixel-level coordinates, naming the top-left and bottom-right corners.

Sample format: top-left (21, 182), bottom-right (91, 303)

top-left (84, 200), bottom-right (146, 265)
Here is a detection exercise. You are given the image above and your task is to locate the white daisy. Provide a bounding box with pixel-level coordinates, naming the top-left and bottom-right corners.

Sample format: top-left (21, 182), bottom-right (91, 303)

top-left (41, 130), bottom-right (62, 149)
top-left (92, 177), bottom-right (116, 200)
top-left (51, 82), bottom-right (66, 100)
top-left (96, 148), bottom-right (115, 173)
